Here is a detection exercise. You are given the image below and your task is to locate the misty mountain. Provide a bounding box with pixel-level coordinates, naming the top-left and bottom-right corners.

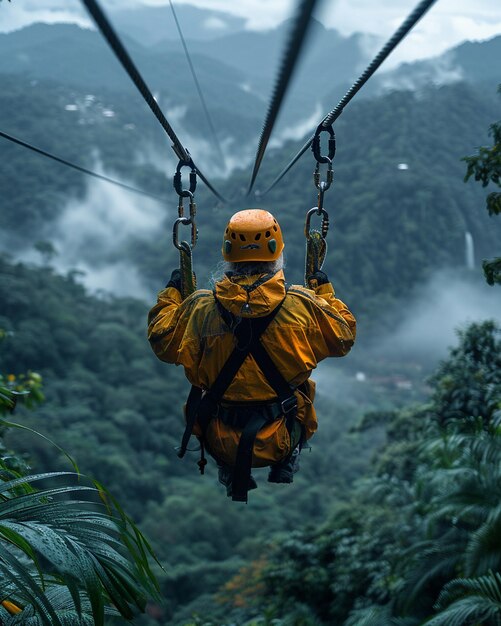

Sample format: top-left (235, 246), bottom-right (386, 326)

top-left (0, 18), bottom-right (374, 146)
top-left (0, 22), bottom-right (264, 146)
top-left (1, 16), bottom-right (498, 160)
top-left (153, 17), bottom-right (375, 124)
top-left (371, 34), bottom-right (501, 94)
top-left (110, 3), bottom-right (247, 44)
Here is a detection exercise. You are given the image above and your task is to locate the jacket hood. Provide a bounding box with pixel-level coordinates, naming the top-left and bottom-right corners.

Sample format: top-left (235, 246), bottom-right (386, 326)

top-left (215, 269), bottom-right (286, 317)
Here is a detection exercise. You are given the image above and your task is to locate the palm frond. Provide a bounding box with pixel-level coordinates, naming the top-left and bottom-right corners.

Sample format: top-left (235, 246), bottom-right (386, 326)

top-left (0, 471), bottom-right (159, 623)
top-left (344, 605), bottom-right (418, 626)
top-left (423, 571), bottom-right (501, 626)
top-left (464, 507), bottom-right (501, 576)
top-left (2, 585), bottom-right (119, 625)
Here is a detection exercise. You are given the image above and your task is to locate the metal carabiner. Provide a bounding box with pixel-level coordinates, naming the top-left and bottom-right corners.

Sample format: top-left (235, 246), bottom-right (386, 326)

top-left (177, 190), bottom-right (196, 218)
top-left (311, 123), bottom-right (336, 164)
top-left (305, 207), bottom-right (329, 240)
top-left (173, 158), bottom-right (197, 198)
top-left (314, 159), bottom-right (334, 193)
top-left (173, 217), bottom-right (197, 251)
top-left (188, 194), bottom-right (197, 224)
top-left (313, 159), bottom-right (333, 217)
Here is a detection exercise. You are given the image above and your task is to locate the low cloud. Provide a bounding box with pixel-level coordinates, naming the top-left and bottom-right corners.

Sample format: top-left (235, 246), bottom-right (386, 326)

top-left (268, 102), bottom-right (322, 149)
top-left (6, 171), bottom-right (164, 300)
top-left (313, 269), bottom-right (501, 409)
top-left (0, 2), bottom-right (91, 33)
top-left (378, 52), bottom-right (464, 93)
top-left (377, 270), bottom-right (501, 362)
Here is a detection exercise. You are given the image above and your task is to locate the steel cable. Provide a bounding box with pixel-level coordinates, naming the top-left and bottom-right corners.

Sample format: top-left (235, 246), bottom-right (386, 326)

top-left (0, 129), bottom-right (166, 201)
top-left (169, 0), bottom-right (226, 169)
top-left (261, 0), bottom-right (439, 196)
top-left (247, 0), bottom-right (320, 196)
top-left (81, 0), bottom-right (226, 203)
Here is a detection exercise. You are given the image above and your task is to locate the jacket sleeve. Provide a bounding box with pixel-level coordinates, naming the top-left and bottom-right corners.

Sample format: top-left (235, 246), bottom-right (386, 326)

top-left (147, 286), bottom-right (186, 363)
top-left (311, 281), bottom-right (356, 358)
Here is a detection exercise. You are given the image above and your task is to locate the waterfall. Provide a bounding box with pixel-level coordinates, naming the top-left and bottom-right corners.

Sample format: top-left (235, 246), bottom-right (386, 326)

top-left (465, 231), bottom-right (474, 270)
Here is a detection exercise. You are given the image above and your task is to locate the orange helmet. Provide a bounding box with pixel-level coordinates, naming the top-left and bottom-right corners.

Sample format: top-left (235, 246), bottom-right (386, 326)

top-left (222, 209), bottom-right (284, 262)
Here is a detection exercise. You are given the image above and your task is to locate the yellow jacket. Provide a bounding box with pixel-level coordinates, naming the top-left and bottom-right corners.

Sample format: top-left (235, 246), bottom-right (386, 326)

top-left (148, 270), bottom-right (356, 464)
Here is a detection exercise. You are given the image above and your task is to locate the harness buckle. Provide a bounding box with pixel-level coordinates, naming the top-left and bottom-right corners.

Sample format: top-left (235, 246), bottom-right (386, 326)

top-left (281, 395), bottom-right (298, 415)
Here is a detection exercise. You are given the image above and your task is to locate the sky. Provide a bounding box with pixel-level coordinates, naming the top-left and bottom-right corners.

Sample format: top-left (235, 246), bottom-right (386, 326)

top-left (1, 0), bottom-right (501, 65)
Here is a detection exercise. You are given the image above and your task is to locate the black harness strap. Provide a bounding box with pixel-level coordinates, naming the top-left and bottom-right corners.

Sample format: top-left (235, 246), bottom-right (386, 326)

top-left (178, 384), bottom-right (203, 459)
top-left (177, 298), bottom-right (285, 459)
top-left (231, 411), bottom-right (269, 502)
top-left (229, 316), bottom-right (298, 502)
top-left (178, 292), bottom-right (298, 503)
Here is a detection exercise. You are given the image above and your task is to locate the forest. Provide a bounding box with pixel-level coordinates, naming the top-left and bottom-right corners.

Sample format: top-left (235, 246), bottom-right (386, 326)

top-left (1, 7), bottom-right (501, 625)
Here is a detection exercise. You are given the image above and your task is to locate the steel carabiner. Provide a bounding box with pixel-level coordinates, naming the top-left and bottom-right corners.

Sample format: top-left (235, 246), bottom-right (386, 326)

top-left (305, 207), bottom-right (329, 240)
top-left (174, 158), bottom-right (197, 198)
top-left (311, 123), bottom-right (336, 164)
top-left (173, 216), bottom-right (197, 251)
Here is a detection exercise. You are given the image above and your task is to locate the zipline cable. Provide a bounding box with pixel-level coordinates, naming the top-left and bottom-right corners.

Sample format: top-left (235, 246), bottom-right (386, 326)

top-left (261, 0), bottom-right (439, 196)
top-left (169, 0), bottom-right (226, 169)
top-left (0, 129), bottom-right (166, 201)
top-left (81, 0), bottom-right (227, 203)
top-left (247, 0), bottom-right (320, 196)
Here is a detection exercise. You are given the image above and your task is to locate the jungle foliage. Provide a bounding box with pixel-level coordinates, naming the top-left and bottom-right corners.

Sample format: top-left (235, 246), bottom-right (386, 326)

top-left (0, 336), bottom-right (159, 624)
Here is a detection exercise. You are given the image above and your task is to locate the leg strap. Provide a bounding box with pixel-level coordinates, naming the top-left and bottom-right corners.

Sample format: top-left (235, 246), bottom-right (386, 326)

top-left (231, 412), bottom-right (268, 503)
top-left (178, 385), bottom-right (203, 458)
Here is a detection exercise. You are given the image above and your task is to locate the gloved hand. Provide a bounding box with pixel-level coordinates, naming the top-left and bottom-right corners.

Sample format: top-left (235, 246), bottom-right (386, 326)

top-left (166, 268), bottom-right (182, 291)
top-left (307, 270), bottom-right (330, 287)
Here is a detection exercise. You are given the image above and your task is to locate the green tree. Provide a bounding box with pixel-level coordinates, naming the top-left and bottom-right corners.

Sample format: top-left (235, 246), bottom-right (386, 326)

top-left (463, 85), bottom-right (501, 285)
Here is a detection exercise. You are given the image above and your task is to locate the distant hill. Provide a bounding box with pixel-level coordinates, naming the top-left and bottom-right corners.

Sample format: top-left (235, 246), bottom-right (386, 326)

top-left (371, 34), bottom-right (501, 94)
top-left (153, 18), bottom-right (374, 122)
top-left (2, 19), bottom-right (498, 157)
top-left (0, 22), bottom-right (264, 146)
top-left (0, 20), bottom-right (372, 143)
top-left (110, 3), bottom-right (247, 44)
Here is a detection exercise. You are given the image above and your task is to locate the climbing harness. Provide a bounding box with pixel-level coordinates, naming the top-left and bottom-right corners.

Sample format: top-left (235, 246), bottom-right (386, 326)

top-left (172, 158), bottom-right (198, 299)
top-left (178, 294), bottom-right (301, 503)
top-left (304, 124), bottom-right (335, 288)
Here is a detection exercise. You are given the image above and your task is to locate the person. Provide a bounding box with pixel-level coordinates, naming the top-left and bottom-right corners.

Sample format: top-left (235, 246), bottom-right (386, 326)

top-left (147, 209), bottom-right (356, 502)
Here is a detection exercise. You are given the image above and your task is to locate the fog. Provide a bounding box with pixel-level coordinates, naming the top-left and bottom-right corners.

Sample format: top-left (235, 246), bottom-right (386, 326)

top-left (314, 269), bottom-right (501, 405)
top-left (378, 52), bottom-right (464, 93)
top-left (268, 102), bottom-right (323, 149)
top-left (376, 269), bottom-right (501, 361)
top-left (8, 177), bottom-right (164, 299)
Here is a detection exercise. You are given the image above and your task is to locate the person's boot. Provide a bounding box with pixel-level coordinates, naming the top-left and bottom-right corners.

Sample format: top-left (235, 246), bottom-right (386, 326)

top-left (268, 447), bottom-right (300, 484)
top-left (218, 464), bottom-right (257, 497)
